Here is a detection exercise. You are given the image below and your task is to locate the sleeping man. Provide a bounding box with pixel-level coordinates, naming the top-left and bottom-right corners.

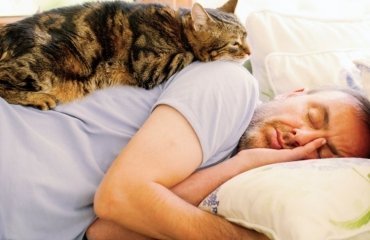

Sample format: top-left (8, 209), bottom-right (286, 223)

top-left (0, 61), bottom-right (369, 240)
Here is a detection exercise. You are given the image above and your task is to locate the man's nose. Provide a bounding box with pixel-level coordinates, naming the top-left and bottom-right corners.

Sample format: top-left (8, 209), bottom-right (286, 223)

top-left (292, 128), bottom-right (323, 146)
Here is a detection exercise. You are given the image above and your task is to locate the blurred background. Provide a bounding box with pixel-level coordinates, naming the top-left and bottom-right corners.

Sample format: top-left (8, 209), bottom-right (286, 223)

top-left (0, 0), bottom-right (370, 24)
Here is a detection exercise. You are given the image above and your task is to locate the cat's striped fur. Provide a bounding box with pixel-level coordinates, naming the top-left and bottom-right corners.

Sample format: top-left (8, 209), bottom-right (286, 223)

top-left (0, 0), bottom-right (249, 110)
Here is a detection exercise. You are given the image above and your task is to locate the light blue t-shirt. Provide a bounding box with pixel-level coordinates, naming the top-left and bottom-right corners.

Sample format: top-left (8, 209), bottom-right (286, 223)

top-left (0, 61), bottom-right (258, 240)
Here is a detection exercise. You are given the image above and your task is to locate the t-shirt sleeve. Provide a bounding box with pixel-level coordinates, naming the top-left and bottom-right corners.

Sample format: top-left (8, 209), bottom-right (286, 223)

top-left (153, 61), bottom-right (259, 168)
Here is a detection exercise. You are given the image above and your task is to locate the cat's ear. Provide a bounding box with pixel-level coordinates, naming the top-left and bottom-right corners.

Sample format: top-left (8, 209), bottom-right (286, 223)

top-left (191, 3), bottom-right (213, 31)
top-left (217, 0), bottom-right (238, 13)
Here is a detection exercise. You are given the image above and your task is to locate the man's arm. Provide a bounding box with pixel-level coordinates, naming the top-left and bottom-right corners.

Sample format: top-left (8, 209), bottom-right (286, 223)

top-left (171, 136), bottom-right (325, 206)
top-left (93, 104), bottom-right (325, 240)
top-left (94, 104), bottom-right (272, 239)
top-left (87, 134), bottom-right (324, 240)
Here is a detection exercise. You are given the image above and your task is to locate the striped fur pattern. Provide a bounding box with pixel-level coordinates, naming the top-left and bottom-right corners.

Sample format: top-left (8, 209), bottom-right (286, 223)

top-left (0, 0), bottom-right (249, 110)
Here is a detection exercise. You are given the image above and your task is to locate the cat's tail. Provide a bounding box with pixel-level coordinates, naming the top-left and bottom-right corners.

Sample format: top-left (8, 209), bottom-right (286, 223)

top-left (0, 63), bottom-right (58, 110)
top-left (0, 88), bottom-right (57, 110)
top-left (0, 26), bottom-right (6, 62)
top-left (0, 76), bottom-right (57, 111)
top-left (0, 22), bottom-right (36, 63)
top-left (0, 25), bottom-right (16, 63)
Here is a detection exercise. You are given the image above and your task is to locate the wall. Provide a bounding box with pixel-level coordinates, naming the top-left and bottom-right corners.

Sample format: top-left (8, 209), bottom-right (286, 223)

top-left (1, 0), bottom-right (369, 21)
top-left (136, 0), bottom-right (192, 8)
top-left (197, 0), bottom-right (370, 23)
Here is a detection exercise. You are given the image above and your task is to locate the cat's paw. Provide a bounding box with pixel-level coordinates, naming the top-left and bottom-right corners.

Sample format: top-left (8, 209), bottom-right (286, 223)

top-left (25, 93), bottom-right (58, 110)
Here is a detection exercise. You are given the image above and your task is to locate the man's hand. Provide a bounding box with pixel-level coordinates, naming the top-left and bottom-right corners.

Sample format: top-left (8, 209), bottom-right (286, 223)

top-left (235, 138), bottom-right (326, 169)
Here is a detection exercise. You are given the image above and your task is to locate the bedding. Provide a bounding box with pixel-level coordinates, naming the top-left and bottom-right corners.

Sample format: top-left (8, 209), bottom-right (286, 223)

top-left (245, 10), bottom-right (370, 101)
top-left (198, 10), bottom-right (370, 240)
top-left (199, 158), bottom-right (370, 240)
top-left (341, 58), bottom-right (370, 98)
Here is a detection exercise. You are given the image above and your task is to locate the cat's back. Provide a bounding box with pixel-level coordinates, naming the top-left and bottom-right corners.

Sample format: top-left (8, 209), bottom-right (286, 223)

top-left (0, 2), bottom-right (134, 61)
top-left (82, 1), bottom-right (180, 39)
top-left (0, 1), bottom-right (136, 42)
top-left (51, 1), bottom-right (178, 33)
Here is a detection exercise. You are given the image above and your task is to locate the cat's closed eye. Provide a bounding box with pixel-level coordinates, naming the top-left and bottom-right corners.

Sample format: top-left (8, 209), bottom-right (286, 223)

top-left (228, 40), bottom-right (244, 52)
top-left (231, 41), bottom-right (240, 46)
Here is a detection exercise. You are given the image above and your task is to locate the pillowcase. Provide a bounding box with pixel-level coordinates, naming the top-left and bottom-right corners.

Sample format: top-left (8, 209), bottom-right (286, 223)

top-left (339, 58), bottom-right (370, 98)
top-left (265, 49), bottom-right (370, 97)
top-left (199, 158), bottom-right (370, 240)
top-left (245, 11), bottom-right (370, 101)
top-left (354, 59), bottom-right (370, 97)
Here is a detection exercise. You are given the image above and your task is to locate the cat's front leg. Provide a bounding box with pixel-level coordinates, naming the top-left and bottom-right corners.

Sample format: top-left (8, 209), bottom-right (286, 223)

top-left (23, 92), bottom-right (57, 110)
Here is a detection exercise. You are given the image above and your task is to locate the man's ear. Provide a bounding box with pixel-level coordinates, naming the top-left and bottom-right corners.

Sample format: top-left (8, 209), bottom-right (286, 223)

top-left (274, 88), bottom-right (307, 100)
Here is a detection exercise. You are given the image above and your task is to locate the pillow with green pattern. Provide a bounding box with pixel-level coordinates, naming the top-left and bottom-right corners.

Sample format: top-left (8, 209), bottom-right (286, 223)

top-left (199, 158), bottom-right (370, 240)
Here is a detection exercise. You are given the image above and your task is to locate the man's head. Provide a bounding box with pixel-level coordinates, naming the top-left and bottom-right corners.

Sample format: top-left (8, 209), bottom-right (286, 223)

top-left (238, 87), bottom-right (370, 159)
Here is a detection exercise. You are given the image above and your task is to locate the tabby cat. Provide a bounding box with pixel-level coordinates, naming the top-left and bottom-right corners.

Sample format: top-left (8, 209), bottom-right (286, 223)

top-left (0, 0), bottom-right (249, 110)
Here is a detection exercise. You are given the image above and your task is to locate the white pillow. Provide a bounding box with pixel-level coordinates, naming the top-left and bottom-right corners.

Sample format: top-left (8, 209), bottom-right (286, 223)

top-left (245, 11), bottom-right (370, 101)
top-left (266, 49), bottom-right (370, 96)
top-left (353, 59), bottom-right (370, 97)
top-left (199, 158), bottom-right (370, 240)
top-left (339, 58), bottom-right (370, 98)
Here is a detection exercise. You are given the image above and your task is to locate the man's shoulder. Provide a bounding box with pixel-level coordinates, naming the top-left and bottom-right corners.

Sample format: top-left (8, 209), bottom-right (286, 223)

top-left (164, 61), bottom-right (258, 96)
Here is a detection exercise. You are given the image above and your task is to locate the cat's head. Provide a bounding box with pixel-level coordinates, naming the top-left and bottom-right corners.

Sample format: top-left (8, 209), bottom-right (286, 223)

top-left (183, 0), bottom-right (249, 62)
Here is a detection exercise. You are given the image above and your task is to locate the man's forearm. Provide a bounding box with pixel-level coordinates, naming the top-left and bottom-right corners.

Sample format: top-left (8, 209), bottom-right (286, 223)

top-left (95, 173), bottom-right (267, 240)
top-left (171, 154), bottom-right (248, 206)
top-left (87, 213), bottom-right (268, 240)
top-left (87, 155), bottom-right (262, 240)
top-left (172, 137), bottom-right (327, 206)
top-left (86, 219), bottom-right (153, 240)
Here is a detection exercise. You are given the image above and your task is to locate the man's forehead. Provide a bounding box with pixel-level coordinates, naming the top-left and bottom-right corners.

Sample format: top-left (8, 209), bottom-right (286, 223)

top-left (309, 90), bottom-right (347, 98)
top-left (307, 91), bottom-right (362, 115)
top-left (306, 90), bottom-right (357, 104)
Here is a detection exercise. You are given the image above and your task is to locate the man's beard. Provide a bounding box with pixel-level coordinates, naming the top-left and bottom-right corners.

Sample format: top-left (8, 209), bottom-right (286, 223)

top-left (237, 100), bottom-right (281, 151)
top-left (237, 114), bottom-right (266, 151)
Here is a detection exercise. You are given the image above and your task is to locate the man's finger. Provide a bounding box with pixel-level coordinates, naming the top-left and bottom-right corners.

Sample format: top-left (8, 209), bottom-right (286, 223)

top-left (294, 138), bottom-right (326, 158)
top-left (279, 138), bottom-right (326, 160)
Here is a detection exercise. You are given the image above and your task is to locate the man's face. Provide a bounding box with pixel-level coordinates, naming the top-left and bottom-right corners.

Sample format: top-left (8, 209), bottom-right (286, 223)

top-left (238, 90), bottom-right (370, 159)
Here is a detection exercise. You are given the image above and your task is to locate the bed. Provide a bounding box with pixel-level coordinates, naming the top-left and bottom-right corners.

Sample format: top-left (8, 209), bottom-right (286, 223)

top-left (199, 10), bottom-right (370, 240)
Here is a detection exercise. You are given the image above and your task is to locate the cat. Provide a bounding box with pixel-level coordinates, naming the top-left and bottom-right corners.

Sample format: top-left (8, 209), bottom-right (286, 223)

top-left (0, 0), bottom-right (249, 110)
